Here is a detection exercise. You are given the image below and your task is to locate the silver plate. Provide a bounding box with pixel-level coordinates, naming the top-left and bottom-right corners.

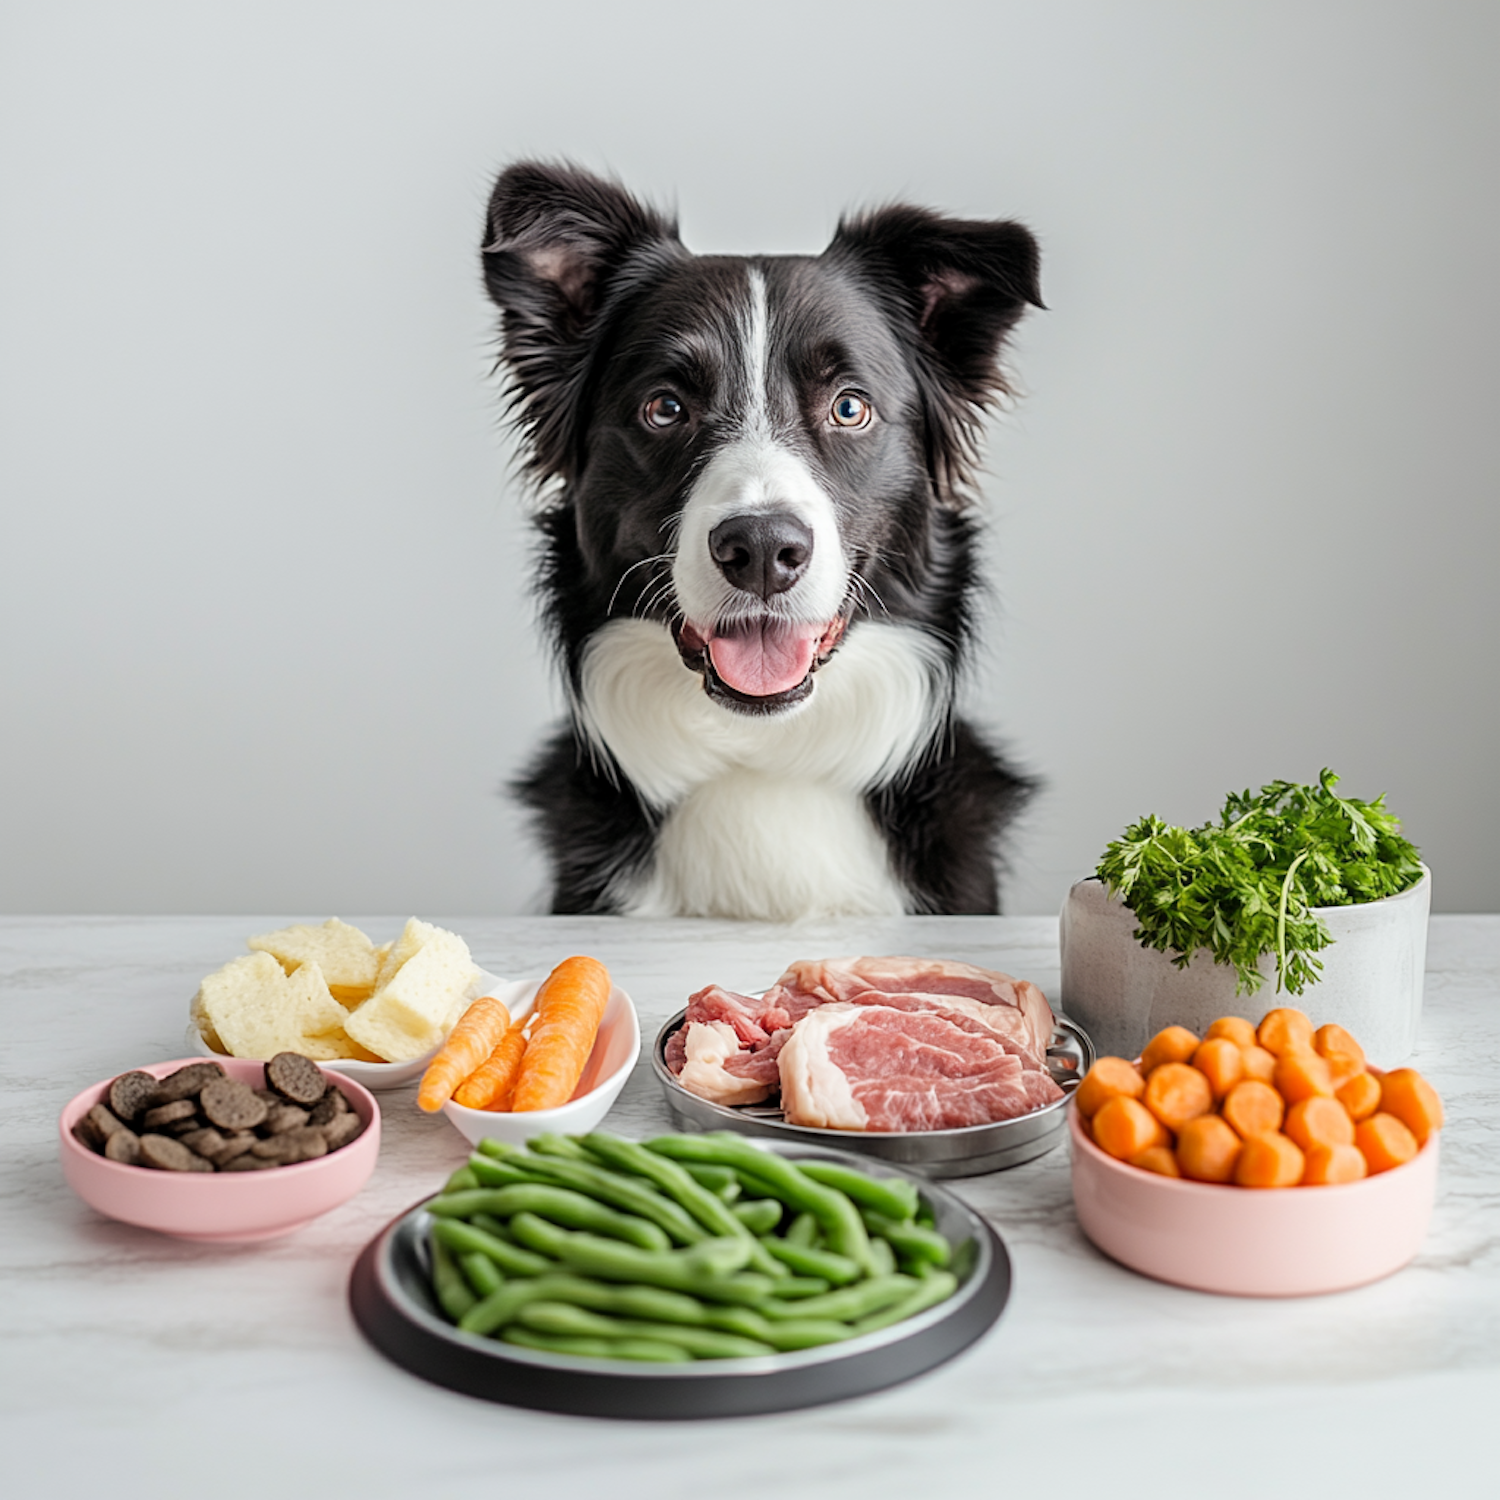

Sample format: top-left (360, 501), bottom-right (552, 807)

top-left (349, 1138), bottom-right (1011, 1418)
top-left (652, 1010), bottom-right (1095, 1177)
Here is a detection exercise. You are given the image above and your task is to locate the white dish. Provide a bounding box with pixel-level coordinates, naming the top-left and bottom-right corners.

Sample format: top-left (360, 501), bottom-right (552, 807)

top-left (439, 981), bottom-right (639, 1146)
top-left (187, 968), bottom-right (532, 1091)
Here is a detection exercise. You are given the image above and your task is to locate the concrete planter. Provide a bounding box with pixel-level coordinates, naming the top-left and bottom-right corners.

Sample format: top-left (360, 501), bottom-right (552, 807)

top-left (1059, 867), bottom-right (1431, 1069)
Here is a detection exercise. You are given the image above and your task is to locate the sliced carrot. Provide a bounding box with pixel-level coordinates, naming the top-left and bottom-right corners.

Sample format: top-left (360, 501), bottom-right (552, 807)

top-left (1140, 1025), bottom-right (1200, 1074)
top-left (1323, 1050), bottom-right (1366, 1090)
top-left (1336, 1070), bottom-right (1383, 1123)
top-left (1092, 1096), bottom-right (1169, 1161)
top-left (1203, 1015), bottom-right (1257, 1049)
top-left (1257, 1007), bottom-right (1315, 1056)
top-left (1302, 1142), bottom-right (1368, 1185)
top-left (1284, 1095), bottom-right (1355, 1153)
top-left (1191, 1038), bottom-right (1244, 1100)
top-left (1176, 1115), bottom-right (1243, 1183)
top-left (1314, 1023), bottom-right (1365, 1070)
top-left (1222, 1079), bottom-right (1284, 1139)
top-left (1130, 1145), bottom-right (1182, 1178)
top-left (1075, 1057), bottom-right (1145, 1119)
top-left (1355, 1112), bottom-right (1419, 1174)
top-left (1378, 1069), bottom-right (1444, 1146)
top-left (510, 956), bottom-right (613, 1112)
top-left (1233, 1131), bottom-right (1306, 1188)
top-left (452, 1022), bottom-right (529, 1110)
top-left (1274, 1049), bottom-right (1335, 1103)
top-left (1143, 1061), bottom-right (1213, 1133)
top-left (417, 995), bottom-right (512, 1113)
top-left (1239, 1044), bottom-right (1278, 1084)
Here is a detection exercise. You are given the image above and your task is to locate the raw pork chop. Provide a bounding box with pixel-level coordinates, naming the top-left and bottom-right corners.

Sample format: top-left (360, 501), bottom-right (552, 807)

top-left (778, 1004), bottom-right (1063, 1130)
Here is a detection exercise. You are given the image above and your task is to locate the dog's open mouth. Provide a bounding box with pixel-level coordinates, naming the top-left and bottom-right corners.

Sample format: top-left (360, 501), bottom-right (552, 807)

top-left (673, 616), bottom-right (849, 713)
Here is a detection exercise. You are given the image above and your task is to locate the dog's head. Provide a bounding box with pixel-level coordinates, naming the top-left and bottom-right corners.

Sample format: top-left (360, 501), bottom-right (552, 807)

top-left (481, 162), bottom-right (1041, 715)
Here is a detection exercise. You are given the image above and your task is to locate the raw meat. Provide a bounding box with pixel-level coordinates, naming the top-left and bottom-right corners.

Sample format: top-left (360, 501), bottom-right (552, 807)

top-left (777, 1004), bottom-right (1062, 1130)
top-left (676, 1021), bottom-right (775, 1107)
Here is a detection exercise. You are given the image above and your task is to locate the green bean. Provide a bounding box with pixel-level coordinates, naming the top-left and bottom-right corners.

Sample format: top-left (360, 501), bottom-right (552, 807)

top-left (731, 1199), bottom-right (783, 1236)
top-left (459, 1274), bottom-right (572, 1335)
top-left (429, 1233), bottom-right (477, 1323)
top-left (861, 1210), bottom-right (951, 1267)
top-left (785, 1212), bottom-right (821, 1249)
top-left (478, 1143), bottom-right (706, 1246)
top-left (763, 1275), bottom-right (831, 1300)
top-left (752, 1319), bottom-right (855, 1351)
top-left (501, 1327), bottom-right (689, 1362)
top-left (758, 1273), bottom-right (918, 1323)
top-left (848, 1270), bottom-right (958, 1334)
top-left (868, 1236), bottom-right (898, 1277)
top-left (529, 1132), bottom-right (592, 1160)
top-left (579, 1133), bottom-right (784, 1276)
top-left (440, 1183), bottom-right (670, 1251)
top-left (797, 1160), bottom-right (919, 1221)
top-left (757, 1237), bottom-right (861, 1285)
top-left (444, 1164), bottom-right (480, 1193)
top-left (515, 1302), bottom-right (775, 1359)
top-left (469, 1211), bottom-right (516, 1241)
top-left (429, 1216), bottom-right (552, 1278)
top-left (679, 1162), bottom-right (741, 1201)
top-left (467, 1154), bottom-right (541, 1188)
top-left (459, 1250), bottom-right (504, 1299)
top-left (646, 1135), bottom-right (876, 1274)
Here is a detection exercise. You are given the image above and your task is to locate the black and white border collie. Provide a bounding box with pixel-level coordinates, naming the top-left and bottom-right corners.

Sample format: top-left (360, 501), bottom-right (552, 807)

top-left (481, 162), bottom-right (1042, 921)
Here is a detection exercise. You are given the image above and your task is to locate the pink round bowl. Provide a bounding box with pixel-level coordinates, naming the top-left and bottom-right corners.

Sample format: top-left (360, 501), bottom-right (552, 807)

top-left (1068, 1103), bottom-right (1438, 1296)
top-left (58, 1057), bottom-right (381, 1243)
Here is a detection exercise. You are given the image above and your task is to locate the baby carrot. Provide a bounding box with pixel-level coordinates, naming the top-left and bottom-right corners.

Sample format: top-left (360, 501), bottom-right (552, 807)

top-left (453, 1022), bottom-right (530, 1111)
top-left (511, 956), bottom-right (613, 1112)
top-left (418, 995), bottom-right (512, 1112)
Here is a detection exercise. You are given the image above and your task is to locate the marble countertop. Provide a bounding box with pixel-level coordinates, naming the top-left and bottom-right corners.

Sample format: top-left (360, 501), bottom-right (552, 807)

top-left (3, 914), bottom-right (1496, 1499)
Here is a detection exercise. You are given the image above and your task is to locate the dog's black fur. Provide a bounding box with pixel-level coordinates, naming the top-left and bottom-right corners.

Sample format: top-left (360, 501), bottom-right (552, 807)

top-left (480, 162), bottom-right (1041, 915)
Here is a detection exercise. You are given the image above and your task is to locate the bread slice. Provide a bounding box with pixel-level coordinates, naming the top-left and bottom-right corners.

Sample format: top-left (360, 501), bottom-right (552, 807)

top-left (195, 952), bottom-right (352, 1060)
top-left (247, 918), bottom-right (379, 1004)
top-left (344, 922), bottom-right (479, 1062)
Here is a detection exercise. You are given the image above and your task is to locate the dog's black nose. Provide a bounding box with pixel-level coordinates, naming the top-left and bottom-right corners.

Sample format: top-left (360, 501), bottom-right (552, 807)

top-left (708, 511), bottom-right (814, 599)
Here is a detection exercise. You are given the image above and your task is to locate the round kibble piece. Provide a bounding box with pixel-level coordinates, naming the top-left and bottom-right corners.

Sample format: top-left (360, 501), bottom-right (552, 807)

top-left (221, 1154), bottom-right (279, 1172)
top-left (75, 1103), bottom-right (126, 1150)
top-left (263, 1104), bottom-right (311, 1135)
top-left (209, 1132), bottom-right (258, 1164)
top-left (200, 1077), bottom-right (269, 1131)
top-left (308, 1090), bottom-right (348, 1127)
top-left (266, 1052), bottom-right (328, 1106)
top-left (108, 1070), bottom-right (161, 1122)
top-left (150, 1061), bottom-right (225, 1104)
top-left (139, 1133), bottom-right (209, 1172)
top-left (143, 1099), bottom-right (199, 1130)
top-left (320, 1111), bottom-right (363, 1151)
top-left (104, 1128), bottom-right (142, 1165)
top-left (179, 1127), bottom-right (227, 1158)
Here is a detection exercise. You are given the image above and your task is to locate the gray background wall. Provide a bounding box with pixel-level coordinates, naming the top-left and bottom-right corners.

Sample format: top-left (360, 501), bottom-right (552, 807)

top-left (2, 0), bottom-right (1496, 917)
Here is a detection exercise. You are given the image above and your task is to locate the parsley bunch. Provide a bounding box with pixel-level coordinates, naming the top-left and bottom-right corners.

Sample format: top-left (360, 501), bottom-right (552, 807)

top-left (1095, 770), bottom-right (1423, 996)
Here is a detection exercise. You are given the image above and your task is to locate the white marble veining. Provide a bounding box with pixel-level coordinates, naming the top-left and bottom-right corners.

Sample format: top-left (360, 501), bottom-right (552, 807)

top-left (2, 915), bottom-right (1496, 1499)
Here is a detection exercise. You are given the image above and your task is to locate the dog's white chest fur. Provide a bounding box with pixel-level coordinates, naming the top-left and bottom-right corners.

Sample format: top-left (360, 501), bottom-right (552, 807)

top-left (577, 619), bottom-right (946, 920)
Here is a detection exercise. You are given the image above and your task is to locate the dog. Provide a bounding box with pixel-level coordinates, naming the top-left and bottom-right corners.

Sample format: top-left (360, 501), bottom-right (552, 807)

top-left (480, 162), bottom-right (1042, 920)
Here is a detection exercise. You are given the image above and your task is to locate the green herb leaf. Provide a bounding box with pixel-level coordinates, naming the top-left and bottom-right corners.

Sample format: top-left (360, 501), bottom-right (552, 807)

top-left (1094, 769), bottom-right (1423, 996)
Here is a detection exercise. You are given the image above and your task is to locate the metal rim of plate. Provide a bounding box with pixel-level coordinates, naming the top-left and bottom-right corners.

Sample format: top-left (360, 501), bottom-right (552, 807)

top-left (348, 1140), bottom-right (1011, 1420)
top-left (652, 1010), bottom-right (1095, 1177)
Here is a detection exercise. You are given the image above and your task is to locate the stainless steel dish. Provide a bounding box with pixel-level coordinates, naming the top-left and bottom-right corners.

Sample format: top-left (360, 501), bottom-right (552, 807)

top-left (652, 1011), bottom-right (1095, 1177)
top-left (348, 1139), bottom-right (1011, 1419)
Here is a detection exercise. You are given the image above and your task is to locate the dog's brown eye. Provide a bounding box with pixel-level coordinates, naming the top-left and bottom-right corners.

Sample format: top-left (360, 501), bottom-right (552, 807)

top-left (830, 392), bottom-right (871, 428)
top-left (644, 394), bottom-right (686, 429)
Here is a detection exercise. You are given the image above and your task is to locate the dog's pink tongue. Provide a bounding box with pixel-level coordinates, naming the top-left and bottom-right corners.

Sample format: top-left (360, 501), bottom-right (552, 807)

top-left (708, 622), bottom-right (821, 697)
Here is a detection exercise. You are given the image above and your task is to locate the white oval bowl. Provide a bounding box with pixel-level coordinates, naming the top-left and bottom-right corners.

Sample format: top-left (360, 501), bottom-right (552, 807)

top-left (439, 982), bottom-right (640, 1147)
top-left (188, 969), bottom-right (530, 1090)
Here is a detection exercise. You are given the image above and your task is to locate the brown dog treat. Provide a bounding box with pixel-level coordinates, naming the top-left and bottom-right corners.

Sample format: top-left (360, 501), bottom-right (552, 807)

top-left (252, 1127), bottom-right (327, 1163)
top-left (208, 1132), bottom-right (258, 1164)
top-left (221, 1154), bottom-right (279, 1172)
top-left (108, 1070), bottom-right (162, 1122)
top-left (179, 1127), bottom-right (227, 1157)
top-left (143, 1099), bottom-right (199, 1130)
top-left (138, 1134), bottom-right (207, 1172)
top-left (266, 1053), bottom-right (328, 1106)
top-left (74, 1103), bottom-right (128, 1150)
top-left (167, 1115), bottom-right (205, 1136)
top-left (320, 1112), bottom-right (363, 1151)
top-left (308, 1089), bottom-right (348, 1127)
top-left (150, 1061), bottom-right (225, 1104)
top-left (104, 1128), bottom-right (142, 1165)
top-left (201, 1078), bottom-right (268, 1131)
top-left (262, 1104), bottom-right (310, 1135)
top-left (253, 1088), bottom-right (280, 1106)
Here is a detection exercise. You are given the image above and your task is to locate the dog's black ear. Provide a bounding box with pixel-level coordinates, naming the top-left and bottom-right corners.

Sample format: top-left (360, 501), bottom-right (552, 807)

top-left (482, 161), bottom-right (681, 480)
top-left (828, 205), bottom-right (1042, 502)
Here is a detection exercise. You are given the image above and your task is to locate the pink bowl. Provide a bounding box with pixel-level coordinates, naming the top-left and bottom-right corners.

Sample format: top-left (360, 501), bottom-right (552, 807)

top-left (1068, 1104), bottom-right (1438, 1296)
top-left (58, 1057), bottom-right (381, 1243)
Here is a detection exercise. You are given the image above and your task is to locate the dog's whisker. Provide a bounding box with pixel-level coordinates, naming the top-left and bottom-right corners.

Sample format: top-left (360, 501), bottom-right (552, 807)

top-left (607, 553), bottom-right (675, 617)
